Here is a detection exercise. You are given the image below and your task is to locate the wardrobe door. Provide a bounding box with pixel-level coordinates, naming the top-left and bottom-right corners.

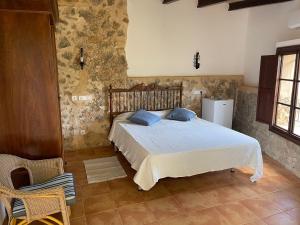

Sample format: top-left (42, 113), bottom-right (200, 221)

top-left (0, 11), bottom-right (62, 159)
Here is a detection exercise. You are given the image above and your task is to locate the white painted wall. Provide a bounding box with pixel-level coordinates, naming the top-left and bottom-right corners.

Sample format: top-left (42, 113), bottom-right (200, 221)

top-left (243, 0), bottom-right (300, 86)
top-left (126, 0), bottom-right (300, 85)
top-left (126, 0), bottom-right (249, 76)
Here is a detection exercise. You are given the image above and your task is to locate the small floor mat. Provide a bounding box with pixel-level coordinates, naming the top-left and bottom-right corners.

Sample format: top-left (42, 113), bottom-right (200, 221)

top-left (84, 156), bottom-right (127, 184)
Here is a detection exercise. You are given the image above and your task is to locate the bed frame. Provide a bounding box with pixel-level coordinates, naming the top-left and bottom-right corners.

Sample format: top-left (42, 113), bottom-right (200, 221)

top-left (109, 83), bottom-right (183, 126)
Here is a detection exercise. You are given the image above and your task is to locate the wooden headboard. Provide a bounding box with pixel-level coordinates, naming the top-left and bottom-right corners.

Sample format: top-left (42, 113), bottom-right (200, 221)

top-left (109, 83), bottom-right (183, 126)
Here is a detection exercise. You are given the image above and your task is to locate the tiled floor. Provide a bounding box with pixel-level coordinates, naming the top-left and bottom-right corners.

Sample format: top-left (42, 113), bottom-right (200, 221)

top-left (63, 146), bottom-right (300, 225)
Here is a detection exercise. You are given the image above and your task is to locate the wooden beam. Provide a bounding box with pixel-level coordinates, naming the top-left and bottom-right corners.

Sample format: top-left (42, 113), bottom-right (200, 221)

top-left (197, 0), bottom-right (227, 8)
top-left (162, 0), bottom-right (180, 4)
top-left (228, 0), bottom-right (293, 11)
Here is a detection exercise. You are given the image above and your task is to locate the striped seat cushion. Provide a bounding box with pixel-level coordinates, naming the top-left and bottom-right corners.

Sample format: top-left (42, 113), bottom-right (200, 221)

top-left (12, 173), bottom-right (76, 218)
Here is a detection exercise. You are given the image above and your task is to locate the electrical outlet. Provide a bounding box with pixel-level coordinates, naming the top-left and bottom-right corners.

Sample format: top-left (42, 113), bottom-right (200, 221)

top-left (79, 95), bottom-right (93, 101)
top-left (192, 89), bottom-right (206, 95)
top-left (72, 96), bottom-right (78, 101)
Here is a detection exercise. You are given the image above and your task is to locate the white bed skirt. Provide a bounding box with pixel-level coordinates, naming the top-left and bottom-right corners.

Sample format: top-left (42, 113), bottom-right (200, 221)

top-left (109, 113), bottom-right (263, 191)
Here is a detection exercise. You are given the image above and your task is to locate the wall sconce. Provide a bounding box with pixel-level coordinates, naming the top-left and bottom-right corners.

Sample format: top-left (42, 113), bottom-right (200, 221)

top-left (194, 52), bottom-right (200, 69)
top-left (80, 48), bottom-right (85, 70)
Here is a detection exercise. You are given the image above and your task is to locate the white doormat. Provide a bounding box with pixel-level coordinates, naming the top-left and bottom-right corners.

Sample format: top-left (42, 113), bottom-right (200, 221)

top-left (84, 156), bottom-right (127, 184)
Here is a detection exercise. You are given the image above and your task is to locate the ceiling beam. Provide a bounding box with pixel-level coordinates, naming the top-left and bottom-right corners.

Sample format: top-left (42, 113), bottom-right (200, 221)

top-left (228, 0), bottom-right (293, 11)
top-left (162, 0), bottom-right (180, 4)
top-left (197, 0), bottom-right (227, 8)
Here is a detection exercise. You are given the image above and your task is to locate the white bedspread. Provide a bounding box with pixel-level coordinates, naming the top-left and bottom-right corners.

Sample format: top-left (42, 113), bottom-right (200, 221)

top-left (109, 112), bottom-right (263, 191)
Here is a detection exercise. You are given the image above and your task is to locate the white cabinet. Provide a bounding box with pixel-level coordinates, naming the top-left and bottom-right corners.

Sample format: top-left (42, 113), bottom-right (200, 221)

top-left (202, 98), bottom-right (234, 128)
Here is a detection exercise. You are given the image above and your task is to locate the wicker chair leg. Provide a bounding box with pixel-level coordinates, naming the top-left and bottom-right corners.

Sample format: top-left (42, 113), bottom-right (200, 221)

top-left (61, 211), bottom-right (70, 225)
top-left (46, 216), bottom-right (64, 225)
top-left (17, 220), bottom-right (27, 225)
top-left (39, 219), bottom-right (55, 225)
top-left (9, 218), bottom-right (16, 225)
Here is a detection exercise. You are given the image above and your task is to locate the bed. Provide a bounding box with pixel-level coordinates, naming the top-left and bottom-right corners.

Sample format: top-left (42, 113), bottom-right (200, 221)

top-left (108, 83), bottom-right (263, 191)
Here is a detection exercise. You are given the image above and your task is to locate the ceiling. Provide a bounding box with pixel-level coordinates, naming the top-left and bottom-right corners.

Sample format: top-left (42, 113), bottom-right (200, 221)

top-left (162, 0), bottom-right (294, 11)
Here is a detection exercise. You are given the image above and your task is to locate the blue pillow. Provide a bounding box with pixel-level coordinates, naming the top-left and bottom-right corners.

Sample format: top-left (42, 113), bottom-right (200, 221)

top-left (166, 108), bottom-right (196, 121)
top-left (128, 110), bottom-right (161, 126)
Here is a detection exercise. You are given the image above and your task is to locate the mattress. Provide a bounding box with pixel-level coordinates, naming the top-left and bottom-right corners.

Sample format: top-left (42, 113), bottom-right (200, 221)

top-left (108, 111), bottom-right (263, 191)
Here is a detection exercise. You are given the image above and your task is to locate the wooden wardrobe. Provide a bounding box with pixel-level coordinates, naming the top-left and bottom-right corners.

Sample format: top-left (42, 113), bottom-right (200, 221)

top-left (0, 0), bottom-right (63, 160)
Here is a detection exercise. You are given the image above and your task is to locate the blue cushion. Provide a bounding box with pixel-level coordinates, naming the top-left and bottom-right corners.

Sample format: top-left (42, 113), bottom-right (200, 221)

top-left (166, 108), bottom-right (196, 121)
top-left (129, 110), bottom-right (161, 126)
top-left (12, 173), bottom-right (76, 218)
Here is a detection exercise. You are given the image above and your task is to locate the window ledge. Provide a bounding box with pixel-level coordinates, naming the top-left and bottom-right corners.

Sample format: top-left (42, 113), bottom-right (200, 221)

top-left (269, 125), bottom-right (300, 145)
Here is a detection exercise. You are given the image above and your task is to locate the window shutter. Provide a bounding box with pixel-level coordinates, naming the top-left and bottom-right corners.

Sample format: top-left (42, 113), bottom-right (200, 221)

top-left (256, 55), bottom-right (278, 124)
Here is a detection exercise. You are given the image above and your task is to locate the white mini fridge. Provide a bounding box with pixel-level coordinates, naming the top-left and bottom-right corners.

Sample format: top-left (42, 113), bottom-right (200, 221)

top-left (202, 98), bottom-right (234, 129)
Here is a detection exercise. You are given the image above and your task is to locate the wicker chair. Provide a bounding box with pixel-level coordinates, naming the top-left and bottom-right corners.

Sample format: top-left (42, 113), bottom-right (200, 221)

top-left (0, 154), bottom-right (75, 225)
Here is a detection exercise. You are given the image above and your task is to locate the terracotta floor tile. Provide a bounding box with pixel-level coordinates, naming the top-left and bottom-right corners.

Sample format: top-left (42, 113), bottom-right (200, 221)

top-left (188, 207), bottom-right (231, 225)
top-left (174, 191), bottom-right (206, 211)
top-left (263, 212), bottom-right (300, 225)
top-left (159, 213), bottom-right (193, 225)
top-left (73, 171), bottom-right (88, 186)
top-left (146, 196), bottom-right (183, 221)
top-left (111, 189), bottom-right (145, 207)
top-left (85, 209), bottom-right (123, 225)
top-left (288, 187), bottom-right (300, 200)
top-left (84, 193), bottom-right (116, 215)
top-left (195, 189), bottom-right (223, 208)
top-left (162, 178), bottom-right (194, 194)
top-left (263, 191), bottom-right (300, 211)
top-left (93, 147), bottom-right (116, 158)
top-left (230, 183), bottom-right (260, 198)
top-left (243, 220), bottom-right (268, 225)
top-left (64, 151), bottom-right (79, 162)
top-left (189, 173), bottom-right (219, 190)
top-left (108, 178), bottom-right (138, 192)
top-left (118, 202), bottom-right (156, 225)
top-left (145, 222), bottom-right (161, 225)
top-left (238, 176), bottom-right (281, 195)
top-left (61, 148), bottom-right (300, 225)
top-left (143, 183), bottom-right (171, 201)
top-left (197, 185), bottom-right (248, 208)
top-left (76, 149), bottom-right (97, 161)
top-left (240, 197), bottom-right (282, 218)
top-left (70, 217), bottom-right (87, 225)
top-left (216, 202), bottom-right (259, 225)
top-left (286, 208), bottom-right (300, 222)
top-left (80, 182), bottom-right (110, 198)
top-left (65, 161), bottom-right (86, 174)
top-left (263, 163), bottom-right (287, 177)
top-left (71, 199), bottom-right (84, 219)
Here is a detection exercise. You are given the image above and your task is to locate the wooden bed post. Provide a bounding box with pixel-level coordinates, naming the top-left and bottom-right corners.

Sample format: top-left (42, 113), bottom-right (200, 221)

top-left (109, 85), bottom-right (113, 127)
top-left (179, 82), bottom-right (183, 107)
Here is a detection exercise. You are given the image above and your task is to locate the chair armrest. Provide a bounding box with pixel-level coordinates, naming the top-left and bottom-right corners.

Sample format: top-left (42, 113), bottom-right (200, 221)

top-left (16, 187), bottom-right (67, 221)
top-left (25, 158), bottom-right (64, 184)
top-left (0, 185), bottom-right (67, 222)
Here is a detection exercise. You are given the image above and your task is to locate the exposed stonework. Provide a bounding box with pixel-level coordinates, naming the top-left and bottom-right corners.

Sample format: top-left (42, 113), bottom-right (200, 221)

top-left (129, 76), bottom-right (243, 116)
top-left (234, 86), bottom-right (300, 178)
top-left (56, 0), bottom-right (128, 150)
top-left (56, 0), bottom-right (243, 151)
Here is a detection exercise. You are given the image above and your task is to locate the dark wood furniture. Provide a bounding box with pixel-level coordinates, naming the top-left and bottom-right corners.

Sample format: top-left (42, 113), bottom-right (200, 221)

top-left (109, 83), bottom-right (183, 126)
top-left (0, 0), bottom-right (63, 160)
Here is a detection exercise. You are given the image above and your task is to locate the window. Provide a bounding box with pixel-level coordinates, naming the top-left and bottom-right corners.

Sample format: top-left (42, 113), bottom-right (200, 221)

top-left (270, 46), bottom-right (300, 144)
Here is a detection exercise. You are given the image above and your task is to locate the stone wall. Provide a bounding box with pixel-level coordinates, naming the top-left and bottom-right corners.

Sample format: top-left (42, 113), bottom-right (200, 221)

top-left (234, 86), bottom-right (300, 178)
top-left (56, 0), bottom-right (128, 150)
top-left (129, 76), bottom-right (243, 117)
top-left (56, 0), bottom-right (243, 151)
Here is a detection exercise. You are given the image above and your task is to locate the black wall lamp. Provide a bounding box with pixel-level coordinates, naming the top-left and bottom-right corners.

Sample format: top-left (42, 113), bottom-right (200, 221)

top-left (80, 48), bottom-right (85, 70)
top-left (194, 52), bottom-right (200, 69)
